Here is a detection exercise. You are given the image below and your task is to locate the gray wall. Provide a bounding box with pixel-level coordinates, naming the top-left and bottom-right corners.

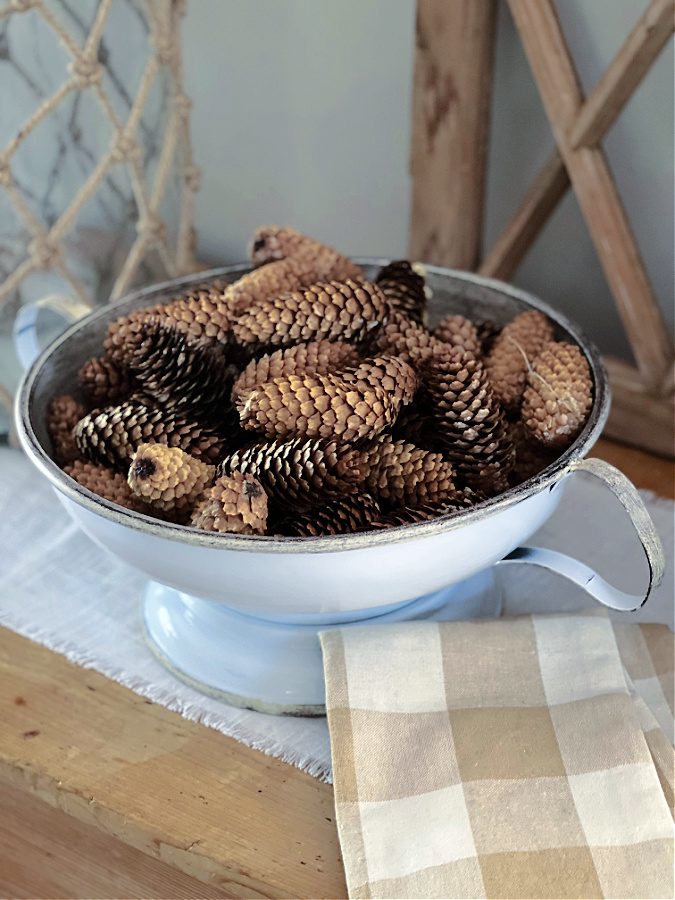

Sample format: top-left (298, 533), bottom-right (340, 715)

top-left (184, 0), bottom-right (674, 361)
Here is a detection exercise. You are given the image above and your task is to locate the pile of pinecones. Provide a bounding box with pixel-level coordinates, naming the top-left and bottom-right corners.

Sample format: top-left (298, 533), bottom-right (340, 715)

top-left (46, 226), bottom-right (593, 537)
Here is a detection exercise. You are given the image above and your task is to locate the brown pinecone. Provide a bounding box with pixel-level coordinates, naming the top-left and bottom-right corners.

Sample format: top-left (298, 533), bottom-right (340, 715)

top-left (223, 257), bottom-right (316, 317)
top-left (47, 394), bottom-right (86, 465)
top-left (75, 401), bottom-right (224, 471)
top-left (231, 340), bottom-right (360, 401)
top-left (376, 260), bottom-right (427, 324)
top-left (190, 472), bottom-right (268, 534)
top-left (231, 279), bottom-right (389, 349)
top-left (117, 318), bottom-right (231, 427)
top-left (521, 341), bottom-right (593, 448)
top-left (486, 310), bottom-right (554, 411)
top-left (220, 437), bottom-right (367, 508)
top-left (160, 285), bottom-right (232, 346)
top-left (433, 314), bottom-right (481, 357)
top-left (343, 356), bottom-right (417, 407)
top-left (235, 355), bottom-right (414, 443)
top-left (274, 494), bottom-right (381, 537)
top-left (509, 421), bottom-right (558, 484)
top-left (79, 356), bottom-right (133, 406)
top-left (64, 459), bottom-right (151, 514)
top-left (371, 308), bottom-right (448, 365)
top-left (104, 303), bottom-right (166, 363)
top-left (425, 347), bottom-right (514, 493)
top-left (362, 435), bottom-right (456, 507)
top-left (370, 490), bottom-right (481, 528)
top-left (128, 444), bottom-right (215, 514)
top-left (249, 225), bottom-right (363, 281)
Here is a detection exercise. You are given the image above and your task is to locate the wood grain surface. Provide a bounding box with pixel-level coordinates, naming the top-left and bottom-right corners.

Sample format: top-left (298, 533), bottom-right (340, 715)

top-left (1, 438), bottom-right (672, 899)
top-left (409, 0), bottom-right (496, 268)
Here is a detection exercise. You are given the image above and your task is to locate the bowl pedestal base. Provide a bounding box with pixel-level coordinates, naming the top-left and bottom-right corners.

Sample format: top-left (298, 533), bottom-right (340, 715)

top-left (143, 568), bottom-right (501, 716)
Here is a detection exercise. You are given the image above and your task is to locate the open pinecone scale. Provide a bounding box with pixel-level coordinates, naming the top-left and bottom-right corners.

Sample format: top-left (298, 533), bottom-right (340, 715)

top-left (47, 226), bottom-right (593, 537)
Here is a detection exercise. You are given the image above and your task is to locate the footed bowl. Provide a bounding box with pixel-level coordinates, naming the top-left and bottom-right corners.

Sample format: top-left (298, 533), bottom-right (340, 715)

top-left (15, 263), bottom-right (664, 713)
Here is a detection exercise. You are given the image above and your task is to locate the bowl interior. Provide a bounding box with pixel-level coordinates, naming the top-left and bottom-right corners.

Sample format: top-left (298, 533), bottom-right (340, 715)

top-left (19, 261), bottom-right (610, 550)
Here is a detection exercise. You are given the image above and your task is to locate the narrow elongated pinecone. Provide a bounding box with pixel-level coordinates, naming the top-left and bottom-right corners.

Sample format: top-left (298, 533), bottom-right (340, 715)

top-left (231, 340), bottom-right (360, 401)
top-left (79, 356), bottom-right (133, 406)
top-left (220, 437), bottom-right (367, 508)
top-left (249, 225), bottom-right (363, 281)
top-left (64, 460), bottom-right (151, 514)
top-left (75, 401), bottom-right (224, 471)
top-left (433, 314), bottom-right (481, 357)
top-left (275, 494), bottom-right (381, 537)
top-left (236, 356), bottom-right (415, 442)
top-left (231, 279), bottom-right (389, 348)
top-left (521, 341), bottom-right (593, 448)
top-left (128, 444), bottom-right (215, 514)
top-left (371, 308), bottom-right (448, 365)
top-left (160, 284), bottom-right (232, 346)
top-left (376, 260), bottom-right (427, 324)
top-left (362, 435), bottom-right (456, 506)
top-left (425, 348), bottom-right (514, 493)
top-left (223, 257), bottom-right (316, 316)
top-left (47, 394), bottom-right (86, 464)
top-left (104, 304), bottom-right (166, 363)
top-left (117, 319), bottom-right (231, 427)
top-left (190, 472), bottom-right (268, 534)
top-left (370, 489), bottom-right (482, 528)
top-left (486, 310), bottom-right (554, 411)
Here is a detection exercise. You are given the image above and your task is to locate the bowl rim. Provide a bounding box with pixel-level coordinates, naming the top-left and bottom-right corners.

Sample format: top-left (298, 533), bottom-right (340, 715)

top-left (16, 260), bottom-right (611, 554)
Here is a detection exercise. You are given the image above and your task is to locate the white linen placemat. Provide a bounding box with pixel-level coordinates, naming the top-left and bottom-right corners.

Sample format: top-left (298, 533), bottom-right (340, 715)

top-left (0, 445), bottom-right (672, 781)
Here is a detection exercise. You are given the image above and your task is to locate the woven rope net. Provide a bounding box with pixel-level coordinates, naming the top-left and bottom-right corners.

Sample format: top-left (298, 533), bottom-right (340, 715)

top-left (0, 0), bottom-right (199, 322)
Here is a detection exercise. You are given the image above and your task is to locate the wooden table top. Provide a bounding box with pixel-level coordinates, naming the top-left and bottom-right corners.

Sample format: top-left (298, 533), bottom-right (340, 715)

top-left (1, 438), bottom-right (672, 899)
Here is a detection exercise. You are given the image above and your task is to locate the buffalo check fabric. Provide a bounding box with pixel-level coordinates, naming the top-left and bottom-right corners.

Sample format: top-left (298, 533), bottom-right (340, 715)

top-left (321, 615), bottom-right (674, 899)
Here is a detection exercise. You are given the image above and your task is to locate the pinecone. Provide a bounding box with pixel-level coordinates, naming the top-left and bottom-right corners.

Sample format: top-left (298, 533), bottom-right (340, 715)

top-left (231, 340), bottom-right (360, 401)
top-left (390, 402), bottom-right (432, 447)
top-left (509, 421), bottom-right (558, 485)
top-left (370, 490), bottom-right (481, 528)
top-left (79, 356), bottom-right (133, 406)
top-left (343, 356), bottom-right (417, 408)
top-left (486, 310), bottom-right (554, 411)
top-left (220, 437), bottom-right (368, 508)
top-left (128, 444), bottom-right (215, 514)
top-left (521, 341), bottom-right (593, 448)
top-left (371, 308), bottom-right (448, 365)
top-left (190, 472), bottom-right (268, 534)
top-left (116, 318), bottom-right (231, 428)
top-left (376, 260), bottom-right (427, 324)
top-left (223, 257), bottom-right (316, 317)
top-left (236, 355), bottom-right (414, 443)
top-left (231, 279), bottom-right (389, 349)
top-left (249, 225), bottom-right (363, 281)
top-left (425, 347), bottom-right (514, 493)
top-left (104, 304), bottom-right (166, 363)
top-left (64, 459), bottom-right (151, 514)
top-left (362, 435), bottom-right (457, 507)
top-left (433, 314), bottom-right (481, 357)
top-left (47, 394), bottom-right (86, 465)
top-left (75, 401), bottom-right (225, 471)
top-left (160, 284), bottom-right (232, 346)
top-left (274, 494), bottom-right (381, 537)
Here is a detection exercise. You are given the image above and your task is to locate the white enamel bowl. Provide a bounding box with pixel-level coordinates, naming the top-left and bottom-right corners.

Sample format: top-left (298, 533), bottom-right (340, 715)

top-left (15, 263), bottom-right (664, 714)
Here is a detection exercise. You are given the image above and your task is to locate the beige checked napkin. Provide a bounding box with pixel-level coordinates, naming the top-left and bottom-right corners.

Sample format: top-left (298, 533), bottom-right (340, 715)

top-left (321, 613), bottom-right (674, 899)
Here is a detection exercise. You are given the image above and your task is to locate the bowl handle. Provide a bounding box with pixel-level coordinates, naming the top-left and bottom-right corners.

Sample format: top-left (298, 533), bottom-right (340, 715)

top-left (13, 294), bottom-right (93, 371)
top-left (496, 457), bottom-right (666, 612)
